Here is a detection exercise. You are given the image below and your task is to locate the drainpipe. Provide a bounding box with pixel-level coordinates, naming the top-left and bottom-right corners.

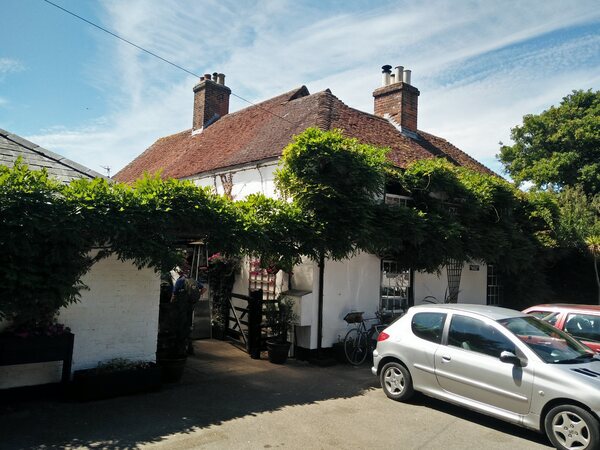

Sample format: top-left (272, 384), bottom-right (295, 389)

top-left (317, 253), bottom-right (325, 351)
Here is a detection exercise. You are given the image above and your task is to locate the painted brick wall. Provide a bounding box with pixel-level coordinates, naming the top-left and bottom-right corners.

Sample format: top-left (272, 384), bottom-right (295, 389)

top-left (0, 254), bottom-right (160, 389)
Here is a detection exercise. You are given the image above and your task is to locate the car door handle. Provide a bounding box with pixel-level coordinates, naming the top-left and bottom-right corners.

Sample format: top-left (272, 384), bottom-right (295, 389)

top-left (441, 355), bottom-right (451, 363)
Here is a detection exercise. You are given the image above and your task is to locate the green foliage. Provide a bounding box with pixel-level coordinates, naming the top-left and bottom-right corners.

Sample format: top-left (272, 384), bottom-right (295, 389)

top-left (2, 126), bottom-right (564, 324)
top-left (499, 89), bottom-right (600, 195)
top-left (366, 159), bottom-right (558, 276)
top-left (235, 194), bottom-right (310, 272)
top-left (96, 358), bottom-right (152, 373)
top-left (265, 295), bottom-right (298, 343)
top-left (275, 127), bottom-right (389, 260)
top-left (554, 186), bottom-right (600, 303)
top-left (0, 161), bottom-right (96, 329)
top-left (0, 161), bottom-right (245, 331)
top-left (205, 253), bottom-right (240, 328)
top-left (556, 186), bottom-right (600, 248)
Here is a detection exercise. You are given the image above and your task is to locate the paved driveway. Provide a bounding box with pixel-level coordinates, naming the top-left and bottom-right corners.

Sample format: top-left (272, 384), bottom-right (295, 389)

top-left (0, 340), bottom-right (550, 449)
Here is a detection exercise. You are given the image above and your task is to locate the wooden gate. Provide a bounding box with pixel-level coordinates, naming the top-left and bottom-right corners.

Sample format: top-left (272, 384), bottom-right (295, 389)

top-left (225, 290), bottom-right (272, 357)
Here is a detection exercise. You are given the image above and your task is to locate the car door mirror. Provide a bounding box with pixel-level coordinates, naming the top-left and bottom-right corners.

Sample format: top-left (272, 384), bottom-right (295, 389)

top-left (500, 350), bottom-right (525, 366)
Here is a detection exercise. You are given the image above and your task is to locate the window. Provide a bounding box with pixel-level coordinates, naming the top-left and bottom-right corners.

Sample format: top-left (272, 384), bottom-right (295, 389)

top-left (527, 311), bottom-right (560, 326)
top-left (564, 313), bottom-right (600, 343)
top-left (384, 193), bottom-right (411, 207)
top-left (380, 260), bottom-right (410, 313)
top-left (448, 315), bottom-right (515, 357)
top-left (486, 265), bottom-right (502, 305)
top-left (411, 312), bottom-right (446, 344)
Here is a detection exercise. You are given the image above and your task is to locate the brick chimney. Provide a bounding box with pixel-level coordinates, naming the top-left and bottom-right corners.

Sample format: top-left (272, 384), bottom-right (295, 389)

top-left (373, 65), bottom-right (420, 136)
top-left (192, 72), bottom-right (231, 134)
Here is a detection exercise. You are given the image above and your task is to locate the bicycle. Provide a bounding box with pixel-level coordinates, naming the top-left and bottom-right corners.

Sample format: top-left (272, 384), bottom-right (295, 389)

top-left (343, 311), bottom-right (389, 366)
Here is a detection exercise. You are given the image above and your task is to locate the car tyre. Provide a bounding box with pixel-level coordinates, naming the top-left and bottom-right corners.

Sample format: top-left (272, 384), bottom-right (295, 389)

top-left (380, 361), bottom-right (414, 402)
top-left (544, 404), bottom-right (600, 450)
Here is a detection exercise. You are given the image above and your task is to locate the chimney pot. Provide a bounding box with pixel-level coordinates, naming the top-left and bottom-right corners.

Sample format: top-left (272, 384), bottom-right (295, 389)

top-left (403, 69), bottom-right (412, 85)
top-left (212, 72), bottom-right (218, 81)
top-left (381, 65), bottom-right (392, 86)
top-left (217, 73), bottom-right (225, 85)
top-left (204, 73), bottom-right (212, 80)
top-left (394, 66), bottom-right (404, 84)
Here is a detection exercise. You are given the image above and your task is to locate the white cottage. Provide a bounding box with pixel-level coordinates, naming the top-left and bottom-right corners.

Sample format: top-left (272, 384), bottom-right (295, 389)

top-left (0, 129), bottom-right (160, 388)
top-left (115, 66), bottom-right (500, 355)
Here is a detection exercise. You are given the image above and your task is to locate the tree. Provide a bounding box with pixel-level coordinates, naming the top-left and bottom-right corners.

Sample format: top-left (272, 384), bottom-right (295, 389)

top-left (556, 186), bottom-right (600, 303)
top-left (275, 128), bottom-right (389, 350)
top-left (586, 235), bottom-right (600, 304)
top-left (499, 90), bottom-right (600, 195)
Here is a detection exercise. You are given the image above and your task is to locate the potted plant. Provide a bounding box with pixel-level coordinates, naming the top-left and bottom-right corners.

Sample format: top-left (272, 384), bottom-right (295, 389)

top-left (265, 295), bottom-right (298, 364)
top-left (71, 358), bottom-right (161, 401)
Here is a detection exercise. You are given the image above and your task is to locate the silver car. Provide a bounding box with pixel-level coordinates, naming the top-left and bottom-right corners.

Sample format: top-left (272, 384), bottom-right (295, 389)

top-left (372, 304), bottom-right (600, 450)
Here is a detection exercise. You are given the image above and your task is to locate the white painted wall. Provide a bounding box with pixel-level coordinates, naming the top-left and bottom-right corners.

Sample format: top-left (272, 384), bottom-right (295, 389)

top-left (0, 255), bottom-right (160, 389)
top-left (190, 162), bottom-right (279, 200)
top-left (413, 261), bottom-right (487, 305)
top-left (321, 252), bottom-right (381, 348)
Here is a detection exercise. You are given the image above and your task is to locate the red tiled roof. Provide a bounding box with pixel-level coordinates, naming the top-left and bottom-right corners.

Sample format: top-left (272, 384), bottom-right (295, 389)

top-left (114, 86), bottom-right (495, 182)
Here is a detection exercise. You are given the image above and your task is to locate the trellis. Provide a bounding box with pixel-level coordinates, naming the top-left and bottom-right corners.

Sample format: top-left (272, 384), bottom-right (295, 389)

top-left (446, 259), bottom-right (463, 303)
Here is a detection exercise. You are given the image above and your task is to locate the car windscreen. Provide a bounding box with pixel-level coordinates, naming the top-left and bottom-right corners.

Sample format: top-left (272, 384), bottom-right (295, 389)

top-left (498, 316), bottom-right (594, 364)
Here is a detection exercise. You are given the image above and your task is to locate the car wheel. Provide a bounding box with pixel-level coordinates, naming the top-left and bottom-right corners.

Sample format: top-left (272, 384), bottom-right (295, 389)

top-left (544, 404), bottom-right (600, 450)
top-left (380, 361), bottom-right (414, 402)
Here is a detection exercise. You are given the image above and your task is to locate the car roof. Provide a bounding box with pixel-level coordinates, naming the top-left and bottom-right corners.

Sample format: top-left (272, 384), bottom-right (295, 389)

top-left (524, 304), bottom-right (600, 313)
top-left (411, 303), bottom-right (527, 321)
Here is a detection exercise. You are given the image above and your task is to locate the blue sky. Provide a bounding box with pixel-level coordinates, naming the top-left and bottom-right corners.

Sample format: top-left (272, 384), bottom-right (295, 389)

top-left (1, 0), bottom-right (599, 177)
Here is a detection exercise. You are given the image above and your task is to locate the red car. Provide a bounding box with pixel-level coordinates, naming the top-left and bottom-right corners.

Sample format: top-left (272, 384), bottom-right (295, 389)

top-left (523, 304), bottom-right (600, 352)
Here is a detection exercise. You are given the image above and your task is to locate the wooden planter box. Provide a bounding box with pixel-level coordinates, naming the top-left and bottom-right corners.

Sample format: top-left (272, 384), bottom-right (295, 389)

top-left (0, 333), bottom-right (74, 385)
top-left (71, 363), bottom-right (161, 401)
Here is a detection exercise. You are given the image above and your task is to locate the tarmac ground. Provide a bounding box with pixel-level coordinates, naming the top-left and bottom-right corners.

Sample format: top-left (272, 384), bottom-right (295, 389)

top-left (0, 339), bottom-right (551, 449)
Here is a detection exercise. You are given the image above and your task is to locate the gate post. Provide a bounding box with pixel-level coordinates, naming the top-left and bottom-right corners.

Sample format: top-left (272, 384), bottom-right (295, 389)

top-left (248, 289), bottom-right (263, 359)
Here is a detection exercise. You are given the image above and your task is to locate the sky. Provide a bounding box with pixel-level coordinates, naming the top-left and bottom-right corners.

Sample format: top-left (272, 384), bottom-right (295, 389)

top-left (1, 0), bottom-right (599, 177)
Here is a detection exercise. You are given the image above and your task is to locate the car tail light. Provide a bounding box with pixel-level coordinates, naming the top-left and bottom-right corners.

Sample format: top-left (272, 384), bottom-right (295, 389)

top-left (377, 331), bottom-right (390, 342)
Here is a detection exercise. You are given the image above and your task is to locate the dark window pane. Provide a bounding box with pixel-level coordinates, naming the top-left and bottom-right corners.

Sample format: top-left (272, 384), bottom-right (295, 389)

top-left (411, 312), bottom-right (446, 344)
top-left (564, 313), bottom-right (600, 343)
top-left (449, 315), bottom-right (515, 357)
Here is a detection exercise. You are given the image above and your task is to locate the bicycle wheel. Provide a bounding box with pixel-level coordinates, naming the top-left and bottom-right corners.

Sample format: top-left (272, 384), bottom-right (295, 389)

top-left (344, 328), bottom-right (368, 366)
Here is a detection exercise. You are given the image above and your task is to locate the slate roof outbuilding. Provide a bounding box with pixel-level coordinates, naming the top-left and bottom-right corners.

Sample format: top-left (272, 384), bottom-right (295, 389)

top-left (0, 128), bottom-right (107, 183)
top-left (114, 86), bottom-right (495, 183)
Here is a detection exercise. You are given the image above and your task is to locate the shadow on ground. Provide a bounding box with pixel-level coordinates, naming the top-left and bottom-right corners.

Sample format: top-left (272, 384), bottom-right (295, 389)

top-left (408, 394), bottom-right (550, 448)
top-left (0, 340), bottom-right (376, 449)
top-left (0, 339), bottom-right (551, 449)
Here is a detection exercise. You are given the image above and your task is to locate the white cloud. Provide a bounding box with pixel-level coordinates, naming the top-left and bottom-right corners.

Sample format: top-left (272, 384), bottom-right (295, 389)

top-left (0, 58), bottom-right (24, 74)
top-left (28, 0), bottom-right (600, 175)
